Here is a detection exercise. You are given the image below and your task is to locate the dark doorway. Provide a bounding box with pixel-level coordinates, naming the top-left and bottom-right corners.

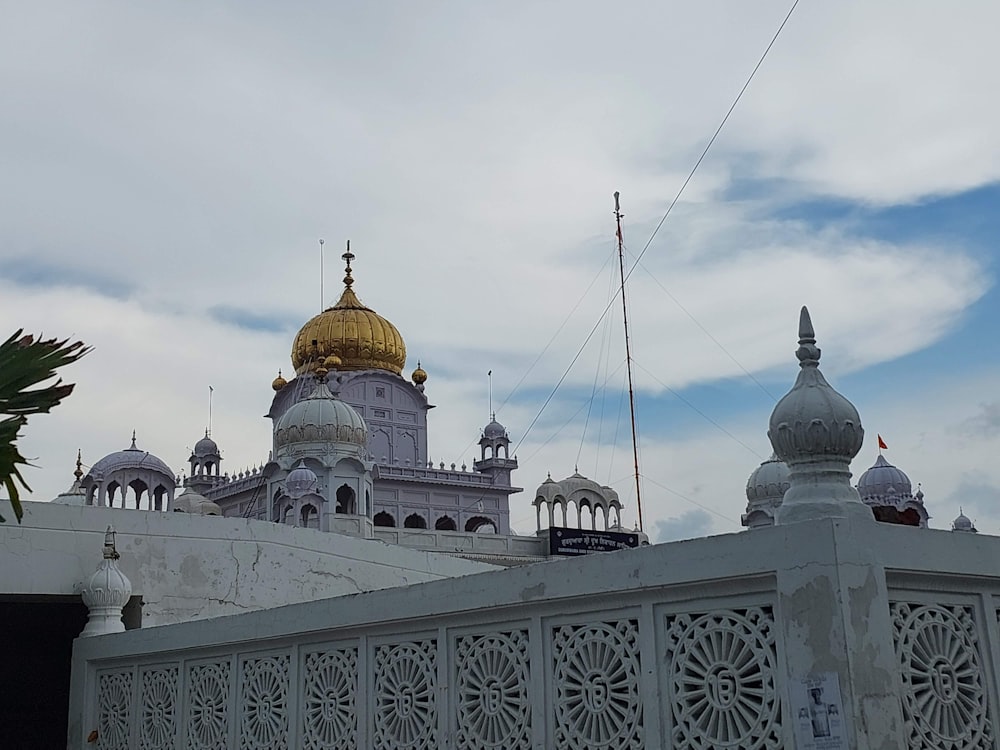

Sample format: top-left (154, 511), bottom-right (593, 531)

top-left (404, 513), bottom-right (428, 529)
top-left (435, 515), bottom-right (457, 531)
top-left (0, 596), bottom-right (89, 749)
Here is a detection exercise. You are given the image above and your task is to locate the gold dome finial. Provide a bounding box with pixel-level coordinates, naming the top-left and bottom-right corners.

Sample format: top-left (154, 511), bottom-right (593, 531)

top-left (290, 242), bottom-right (407, 376)
top-left (411, 361), bottom-right (427, 385)
top-left (74, 449), bottom-right (83, 481)
top-left (342, 240), bottom-right (355, 289)
top-left (271, 369), bottom-right (287, 392)
top-left (324, 354), bottom-right (342, 369)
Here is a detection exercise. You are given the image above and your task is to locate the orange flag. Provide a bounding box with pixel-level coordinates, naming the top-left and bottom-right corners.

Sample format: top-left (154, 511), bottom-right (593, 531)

top-left (877, 434), bottom-right (888, 450)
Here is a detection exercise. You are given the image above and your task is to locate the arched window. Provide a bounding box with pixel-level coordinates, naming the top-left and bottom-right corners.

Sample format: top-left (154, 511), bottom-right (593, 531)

top-left (374, 511), bottom-right (395, 528)
top-left (128, 479), bottom-right (149, 509)
top-left (336, 484), bottom-right (356, 514)
top-left (435, 515), bottom-right (457, 531)
top-left (271, 488), bottom-right (283, 522)
top-left (404, 513), bottom-right (427, 529)
top-left (465, 516), bottom-right (497, 533)
top-left (300, 504), bottom-right (318, 529)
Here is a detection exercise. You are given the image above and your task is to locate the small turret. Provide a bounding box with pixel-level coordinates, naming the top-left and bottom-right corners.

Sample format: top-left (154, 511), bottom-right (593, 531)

top-left (473, 413), bottom-right (518, 484)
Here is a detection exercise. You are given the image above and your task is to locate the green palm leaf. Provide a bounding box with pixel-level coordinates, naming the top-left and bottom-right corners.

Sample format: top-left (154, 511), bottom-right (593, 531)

top-left (0, 330), bottom-right (89, 522)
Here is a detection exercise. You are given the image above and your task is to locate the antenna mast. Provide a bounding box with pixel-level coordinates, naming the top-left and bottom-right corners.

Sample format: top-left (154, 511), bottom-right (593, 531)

top-left (319, 238), bottom-right (325, 310)
top-left (614, 191), bottom-right (644, 531)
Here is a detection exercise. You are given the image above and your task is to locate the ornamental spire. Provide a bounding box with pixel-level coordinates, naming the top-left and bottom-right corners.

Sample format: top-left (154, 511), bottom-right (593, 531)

top-left (342, 240), bottom-right (355, 289)
top-left (74, 449), bottom-right (83, 482)
top-left (768, 307), bottom-right (871, 524)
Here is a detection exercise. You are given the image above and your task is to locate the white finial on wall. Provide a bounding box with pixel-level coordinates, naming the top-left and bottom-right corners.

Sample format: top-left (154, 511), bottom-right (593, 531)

top-left (80, 526), bottom-right (133, 637)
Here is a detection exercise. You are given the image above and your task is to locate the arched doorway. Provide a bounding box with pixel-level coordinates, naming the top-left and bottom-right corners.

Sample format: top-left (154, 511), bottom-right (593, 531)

top-left (404, 513), bottom-right (428, 529)
top-left (465, 516), bottom-right (498, 533)
top-left (435, 515), bottom-right (457, 531)
top-left (336, 484), bottom-right (356, 514)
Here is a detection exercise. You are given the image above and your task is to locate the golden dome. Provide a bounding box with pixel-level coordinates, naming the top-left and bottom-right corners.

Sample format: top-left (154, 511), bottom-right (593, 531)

top-left (411, 362), bottom-right (427, 385)
top-left (272, 370), bottom-right (288, 391)
top-left (291, 245), bottom-right (406, 376)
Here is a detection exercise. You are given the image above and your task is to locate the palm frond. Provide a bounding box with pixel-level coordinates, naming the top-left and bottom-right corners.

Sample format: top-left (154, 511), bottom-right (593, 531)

top-left (0, 330), bottom-right (90, 522)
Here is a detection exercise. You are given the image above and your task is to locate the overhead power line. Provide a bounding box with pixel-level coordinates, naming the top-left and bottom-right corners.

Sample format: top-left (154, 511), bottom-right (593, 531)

top-left (513, 0), bottom-right (801, 455)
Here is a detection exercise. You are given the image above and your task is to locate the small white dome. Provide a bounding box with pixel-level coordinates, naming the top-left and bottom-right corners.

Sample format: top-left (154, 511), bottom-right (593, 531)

top-left (285, 461), bottom-right (319, 498)
top-left (274, 382), bottom-right (368, 452)
top-left (173, 488), bottom-right (222, 516)
top-left (746, 454), bottom-right (791, 504)
top-left (857, 455), bottom-right (912, 500)
top-left (483, 417), bottom-right (507, 439)
top-left (193, 432), bottom-right (220, 457)
top-left (742, 454), bottom-right (790, 530)
top-left (952, 510), bottom-right (977, 533)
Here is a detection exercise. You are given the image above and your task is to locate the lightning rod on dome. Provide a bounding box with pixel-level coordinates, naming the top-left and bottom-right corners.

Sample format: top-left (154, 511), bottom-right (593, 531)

top-left (319, 238), bottom-right (325, 311)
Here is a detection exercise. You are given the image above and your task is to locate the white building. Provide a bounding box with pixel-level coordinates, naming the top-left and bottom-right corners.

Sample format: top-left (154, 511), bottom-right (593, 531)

top-left (3, 304), bottom-right (996, 748)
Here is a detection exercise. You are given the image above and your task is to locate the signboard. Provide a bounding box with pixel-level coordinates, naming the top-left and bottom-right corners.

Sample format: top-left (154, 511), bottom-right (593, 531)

top-left (790, 672), bottom-right (848, 750)
top-left (548, 526), bottom-right (640, 556)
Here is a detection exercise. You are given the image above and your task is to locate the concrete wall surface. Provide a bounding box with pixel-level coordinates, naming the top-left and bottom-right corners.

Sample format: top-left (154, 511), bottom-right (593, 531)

top-left (68, 515), bottom-right (1000, 749)
top-left (0, 500), bottom-right (497, 626)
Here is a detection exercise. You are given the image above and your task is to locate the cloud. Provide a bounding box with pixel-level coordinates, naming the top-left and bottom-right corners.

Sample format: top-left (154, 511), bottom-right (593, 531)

top-left (940, 476), bottom-right (999, 527)
top-left (2, 0), bottom-right (999, 551)
top-left (654, 510), bottom-right (714, 544)
top-left (208, 305), bottom-right (300, 334)
top-left (0, 256), bottom-right (130, 299)
top-left (956, 403), bottom-right (1000, 440)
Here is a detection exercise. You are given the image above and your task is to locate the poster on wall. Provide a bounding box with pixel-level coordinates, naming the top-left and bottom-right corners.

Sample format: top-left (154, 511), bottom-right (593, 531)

top-left (790, 672), bottom-right (848, 750)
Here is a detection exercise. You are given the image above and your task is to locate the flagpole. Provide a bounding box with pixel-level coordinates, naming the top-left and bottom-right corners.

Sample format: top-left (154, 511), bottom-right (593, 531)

top-left (208, 385), bottom-right (213, 437)
top-left (488, 370), bottom-right (493, 420)
top-left (615, 191), bottom-right (644, 532)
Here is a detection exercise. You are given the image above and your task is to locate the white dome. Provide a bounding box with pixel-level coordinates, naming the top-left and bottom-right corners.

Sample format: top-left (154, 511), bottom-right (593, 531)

top-left (746, 454), bottom-right (791, 504)
top-left (274, 382), bottom-right (368, 452)
top-left (193, 432), bottom-right (220, 457)
top-left (857, 455), bottom-right (912, 500)
top-left (173, 488), bottom-right (222, 516)
top-left (483, 418), bottom-right (507, 439)
top-left (285, 461), bottom-right (319, 498)
top-left (952, 510), bottom-right (977, 533)
top-left (742, 454), bottom-right (790, 530)
top-left (89, 437), bottom-right (174, 481)
top-left (768, 308), bottom-right (863, 466)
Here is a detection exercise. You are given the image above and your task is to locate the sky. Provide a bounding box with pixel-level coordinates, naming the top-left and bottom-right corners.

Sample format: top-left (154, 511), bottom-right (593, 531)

top-left (3, 1), bottom-right (999, 541)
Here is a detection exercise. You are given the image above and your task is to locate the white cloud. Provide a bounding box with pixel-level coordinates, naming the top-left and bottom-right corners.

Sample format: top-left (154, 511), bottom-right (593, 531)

top-left (2, 0), bottom-right (998, 543)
